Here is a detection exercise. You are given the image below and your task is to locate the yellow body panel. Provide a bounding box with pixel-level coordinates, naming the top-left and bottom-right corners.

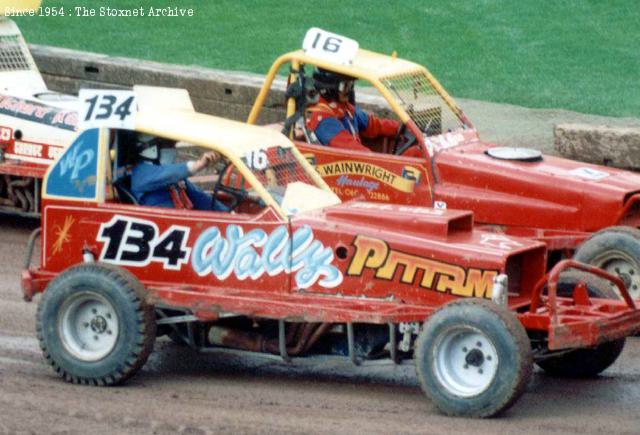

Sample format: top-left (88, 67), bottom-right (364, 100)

top-left (290, 48), bottom-right (424, 81)
top-left (44, 107), bottom-right (334, 219)
top-left (248, 49), bottom-right (424, 125)
top-left (135, 110), bottom-right (294, 158)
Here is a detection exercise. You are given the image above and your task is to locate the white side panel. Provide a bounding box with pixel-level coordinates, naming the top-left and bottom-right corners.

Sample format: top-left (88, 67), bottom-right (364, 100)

top-left (0, 18), bottom-right (47, 93)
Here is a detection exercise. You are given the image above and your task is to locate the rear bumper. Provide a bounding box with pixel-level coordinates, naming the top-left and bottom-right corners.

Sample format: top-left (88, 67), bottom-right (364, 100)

top-left (528, 259), bottom-right (640, 350)
top-left (549, 307), bottom-right (640, 350)
top-left (21, 268), bottom-right (51, 301)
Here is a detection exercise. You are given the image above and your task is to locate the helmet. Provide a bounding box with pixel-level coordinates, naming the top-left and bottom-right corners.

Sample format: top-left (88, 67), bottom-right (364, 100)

top-left (135, 134), bottom-right (176, 164)
top-left (312, 68), bottom-right (355, 102)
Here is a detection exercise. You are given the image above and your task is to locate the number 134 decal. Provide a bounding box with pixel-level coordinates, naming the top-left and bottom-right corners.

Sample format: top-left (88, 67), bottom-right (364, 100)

top-left (78, 89), bottom-right (137, 130)
top-left (97, 216), bottom-right (191, 270)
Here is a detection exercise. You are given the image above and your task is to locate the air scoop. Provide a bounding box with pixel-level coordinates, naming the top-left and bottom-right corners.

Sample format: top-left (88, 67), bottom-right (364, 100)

top-left (485, 147), bottom-right (542, 162)
top-left (323, 203), bottom-right (473, 240)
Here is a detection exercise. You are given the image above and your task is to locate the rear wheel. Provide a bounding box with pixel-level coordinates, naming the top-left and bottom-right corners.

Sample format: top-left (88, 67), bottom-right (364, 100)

top-left (415, 299), bottom-right (532, 418)
top-left (37, 263), bottom-right (156, 385)
top-left (536, 270), bottom-right (625, 378)
top-left (573, 226), bottom-right (640, 298)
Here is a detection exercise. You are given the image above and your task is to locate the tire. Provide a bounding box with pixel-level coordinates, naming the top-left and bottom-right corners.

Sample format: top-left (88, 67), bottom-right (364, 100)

top-left (36, 263), bottom-right (156, 385)
top-left (535, 270), bottom-right (625, 378)
top-left (574, 226), bottom-right (640, 299)
top-left (415, 299), bottom-right (532, 418)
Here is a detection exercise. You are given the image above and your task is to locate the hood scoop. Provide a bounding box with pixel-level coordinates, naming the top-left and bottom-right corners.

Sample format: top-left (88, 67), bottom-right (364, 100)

top-left (485, 147), bottom-right (542, 162)
top-left (323, 203), bottom-right (474, 240)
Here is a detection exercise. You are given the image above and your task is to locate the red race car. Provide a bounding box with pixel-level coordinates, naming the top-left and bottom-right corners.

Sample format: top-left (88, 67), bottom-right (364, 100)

top-left (248, 28), bottom-right (640, 299)
top-left (22, 91), bottom-right (640, 417)
top-left (0, 11), bottom-right (77, 216)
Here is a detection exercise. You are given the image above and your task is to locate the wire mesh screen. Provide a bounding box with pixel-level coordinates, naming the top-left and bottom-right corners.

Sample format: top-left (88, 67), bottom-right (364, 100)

top-left (223, 146), bottom-right (317, 205)
top-left (0, 35), bottom-right (31, 72)
top-left (381, 71), bottom-right (466, 136)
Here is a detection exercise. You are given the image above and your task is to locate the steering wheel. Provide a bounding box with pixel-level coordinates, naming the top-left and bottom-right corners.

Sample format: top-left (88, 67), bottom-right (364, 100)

top-left (393, 124), bottom-right (418, 156)
top-left (212, 164), bottom-right (248, 212)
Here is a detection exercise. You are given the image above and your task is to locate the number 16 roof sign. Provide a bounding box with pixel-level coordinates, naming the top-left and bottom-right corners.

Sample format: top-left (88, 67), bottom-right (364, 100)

top-left (302, 28), bottom-right (359, 65)
top-left (249, 27), bottom-right (640, 305)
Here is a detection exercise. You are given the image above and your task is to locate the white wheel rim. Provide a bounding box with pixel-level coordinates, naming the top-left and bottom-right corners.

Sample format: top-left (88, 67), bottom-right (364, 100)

top-left (433, 326), bottom-right (499, 397)
top-left (58, 292), bottom-right (119, 362)
top-left (603, 258), bottom-right (640, 299)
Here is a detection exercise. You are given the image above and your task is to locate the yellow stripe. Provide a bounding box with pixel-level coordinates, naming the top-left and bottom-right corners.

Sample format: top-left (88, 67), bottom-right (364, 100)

top-left (316, 160), bottom-right (415, 193)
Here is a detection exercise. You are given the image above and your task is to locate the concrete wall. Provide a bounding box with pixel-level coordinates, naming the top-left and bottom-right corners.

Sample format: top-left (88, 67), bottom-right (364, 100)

top-left (30, 44), bottom-right (289, 124)
top-left (554, 124), bottom-right (640, 170)
top-left (30, 44), bottom-right (392, 125)
top-left (30, 44), bottom-right (638, 169)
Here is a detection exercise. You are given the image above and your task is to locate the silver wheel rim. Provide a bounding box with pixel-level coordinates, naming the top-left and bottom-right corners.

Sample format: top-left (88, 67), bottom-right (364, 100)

top-left (595, 252), bottom-right (640, 299)
top-left (433, 326), bottom-right (499, 397)
top-left (58, 292), bottom-right (119, 362)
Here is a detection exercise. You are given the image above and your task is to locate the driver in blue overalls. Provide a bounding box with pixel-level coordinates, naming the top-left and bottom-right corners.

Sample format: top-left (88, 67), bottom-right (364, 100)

top-left (130, 134), bottom-right (228, 211)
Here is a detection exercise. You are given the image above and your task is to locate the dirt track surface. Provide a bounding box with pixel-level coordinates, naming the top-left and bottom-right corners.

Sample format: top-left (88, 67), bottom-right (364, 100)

top-left (2, 220), bottom-right (640, 434)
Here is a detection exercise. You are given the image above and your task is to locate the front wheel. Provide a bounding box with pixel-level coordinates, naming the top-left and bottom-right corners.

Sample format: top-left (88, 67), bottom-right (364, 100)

top-left (415, 299), bottom-right (532, 418)
top-left (36, 263), bottom-right (156, 385)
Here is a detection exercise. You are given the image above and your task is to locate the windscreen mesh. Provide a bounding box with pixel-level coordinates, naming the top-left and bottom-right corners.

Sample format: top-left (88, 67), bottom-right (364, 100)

top-left (380, 70), bottom-right (466, 136)
top-left (223, 146), bottom-right (317, 205)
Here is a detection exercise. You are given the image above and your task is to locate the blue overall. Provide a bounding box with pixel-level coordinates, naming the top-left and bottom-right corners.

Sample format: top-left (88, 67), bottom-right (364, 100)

top-left (131, 162), bottom-right (227, 211)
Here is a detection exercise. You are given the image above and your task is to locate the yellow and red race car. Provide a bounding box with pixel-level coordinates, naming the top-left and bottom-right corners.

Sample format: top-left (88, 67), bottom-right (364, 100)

top-left (248, 28), bottom-right (640, 299)
top-left (22, 89), bottom-right (640, 417)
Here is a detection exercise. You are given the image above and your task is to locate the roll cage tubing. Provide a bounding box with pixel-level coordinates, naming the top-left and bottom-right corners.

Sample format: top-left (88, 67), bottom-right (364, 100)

top-left (246, 51), bottom-right (472, 145)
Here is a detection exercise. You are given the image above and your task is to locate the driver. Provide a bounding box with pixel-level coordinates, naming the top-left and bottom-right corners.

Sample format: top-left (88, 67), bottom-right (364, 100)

top-left (130, 134), bottom-right (228, 211)
top-left (306, 69), bottom-right (419, 156)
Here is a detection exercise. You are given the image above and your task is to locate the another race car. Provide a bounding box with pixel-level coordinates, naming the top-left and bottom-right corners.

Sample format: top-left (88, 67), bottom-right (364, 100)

top-left (247, 28), bottom-right (640, 298)
top-left (22, 90), bottom-right (640, 417)
top-left (0, 3), bottom-right (77, 216)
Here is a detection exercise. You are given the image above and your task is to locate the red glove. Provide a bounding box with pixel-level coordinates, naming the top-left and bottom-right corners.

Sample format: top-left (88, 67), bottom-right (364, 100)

top-left (361, 115), bottom-right (400, 139)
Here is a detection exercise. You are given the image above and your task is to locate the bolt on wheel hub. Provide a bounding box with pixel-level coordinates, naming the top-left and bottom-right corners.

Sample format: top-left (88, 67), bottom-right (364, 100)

top-left (58, 292), bottom-right (119, 362)
top-left (434, 327), bottom-right (499, 397)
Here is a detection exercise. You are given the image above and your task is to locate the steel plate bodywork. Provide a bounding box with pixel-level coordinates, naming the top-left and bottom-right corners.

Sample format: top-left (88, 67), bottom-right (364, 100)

top-left (247, 48), bottom-right (640, 255)
top-left (21, 111), bottom-right (640, 353)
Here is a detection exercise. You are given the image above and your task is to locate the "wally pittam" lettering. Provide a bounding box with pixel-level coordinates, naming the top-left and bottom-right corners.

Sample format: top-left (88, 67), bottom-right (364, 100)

top-left (347, 235), bottom-right (497, 298)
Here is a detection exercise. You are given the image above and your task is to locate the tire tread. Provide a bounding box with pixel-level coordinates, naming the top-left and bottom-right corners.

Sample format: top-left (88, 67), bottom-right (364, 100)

top-left (36, 263), bottom-right (155, 386)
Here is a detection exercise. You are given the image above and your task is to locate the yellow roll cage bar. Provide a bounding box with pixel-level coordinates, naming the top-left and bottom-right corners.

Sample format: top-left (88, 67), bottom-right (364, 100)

top-left (247, 49), bottom-right (465, 130)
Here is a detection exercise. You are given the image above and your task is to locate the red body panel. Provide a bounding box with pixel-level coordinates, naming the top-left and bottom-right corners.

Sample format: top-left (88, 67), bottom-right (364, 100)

top-left (434, 140), bottom-right (640, 232)
top-left (32, 198), bottom-right (547, 321)
top-left (299, 130), bottom-right (640, 252)
top-left (24, 196), bottom-right (640, 350)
